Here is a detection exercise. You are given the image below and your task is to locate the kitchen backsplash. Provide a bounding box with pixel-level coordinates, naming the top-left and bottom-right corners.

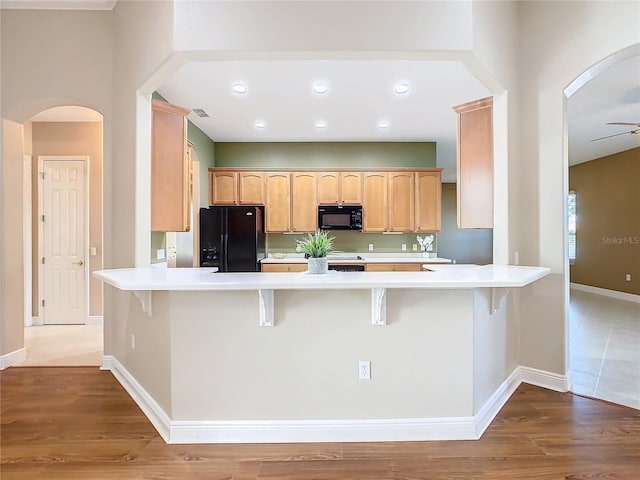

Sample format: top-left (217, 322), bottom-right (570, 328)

top-left (266, 231), bottom-right (437, 254)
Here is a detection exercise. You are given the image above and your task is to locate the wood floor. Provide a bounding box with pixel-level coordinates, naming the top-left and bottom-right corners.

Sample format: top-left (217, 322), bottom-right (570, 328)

top-left (1, 368), bottom-right (639, 479)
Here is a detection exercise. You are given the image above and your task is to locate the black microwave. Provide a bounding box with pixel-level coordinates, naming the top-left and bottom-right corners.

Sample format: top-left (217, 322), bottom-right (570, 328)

top-left (318, 204), bottom-right (363, 231)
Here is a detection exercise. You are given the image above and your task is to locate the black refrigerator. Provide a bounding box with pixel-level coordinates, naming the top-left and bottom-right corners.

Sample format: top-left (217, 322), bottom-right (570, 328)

top-left (199, 206), bottom-right (266, 272)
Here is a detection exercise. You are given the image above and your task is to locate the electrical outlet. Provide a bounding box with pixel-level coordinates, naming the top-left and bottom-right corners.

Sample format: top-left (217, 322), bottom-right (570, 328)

top-left (296, 244), bottom-right (302, 253)
top-left (401, 244), bottom-right (407, 251)
top-left (157, 249), bottom-right (165, 260)
top-left (368, 244), bottom-right (374, 251)
top-left (626, 273), bottom-right (632, 282)
top-left (412, 244), bottom-right (418, 251)
top-left (131, 334), bottom-right (136, 350)
top-left (358, 361), bottom-right (371, 380)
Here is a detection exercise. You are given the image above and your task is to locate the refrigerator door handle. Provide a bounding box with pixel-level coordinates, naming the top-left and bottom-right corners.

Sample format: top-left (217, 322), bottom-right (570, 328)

top-left (222, 233), bottom-right (228, 271)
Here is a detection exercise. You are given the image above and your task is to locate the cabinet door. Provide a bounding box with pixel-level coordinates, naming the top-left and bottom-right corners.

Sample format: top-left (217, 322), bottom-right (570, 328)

top-left (265, 172), bottom-right (291, 232)
top-left (291, 172), bottom-right (318, 232)
top-left (454, 97), bottom-right (493, 228)
top-left (239, 171), bottom-right (264, 204)
top-left (362, 172), bottom-right (387, 232)
top-left (415, 171), bottom-right (441, 232)
top-left (366, 263), bottom-right (421, 272)
top-left (211, 171), bottom-right (238, 205)
top-left (151, 100), bottom-right (190, 232)
top-left (261, 263), bottom-right (306, 272)
top-left (387, 172), bottom-right (415, 232)
top-left (317, 172), bottom-right (340, 204)
top-left (340, 172), bottom-right (362, 204)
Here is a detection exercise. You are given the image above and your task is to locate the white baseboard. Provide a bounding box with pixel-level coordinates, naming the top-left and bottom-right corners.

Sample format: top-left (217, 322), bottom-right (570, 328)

top-left (519, 365), bottom-right (568, 392)
top-left (103, 358), bottom-right (568, 444)
top-left (570, 283), bottom-right (640, 303)
top-left (0, 348), bottom-right (26, 370)
top-left (474, 367), bottom-right (521, 438)
top-left (87, 315), bottom-right (103, 325)
top-left (32, 316), bottom-right (43, 326)
top-left (102, 355), bottom-right (171, 442)
top-left (170, 416), bottom-right (477, 444)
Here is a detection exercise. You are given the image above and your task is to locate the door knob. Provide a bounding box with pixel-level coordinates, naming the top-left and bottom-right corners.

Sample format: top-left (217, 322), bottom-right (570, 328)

top-left (73, 260), bottom-right (84, 266)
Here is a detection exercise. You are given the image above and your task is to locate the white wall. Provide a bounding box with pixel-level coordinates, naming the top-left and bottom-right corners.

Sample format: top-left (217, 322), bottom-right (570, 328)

top-left (1, 120), bottom-right (26, 358)
top-left (0, 9), bottom-right (113, 357)
top-left (517, 1), bottom-right (639, 373)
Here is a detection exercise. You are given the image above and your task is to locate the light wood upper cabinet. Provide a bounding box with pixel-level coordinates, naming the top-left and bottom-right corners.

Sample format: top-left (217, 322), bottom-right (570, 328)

top-left (453, 97), bottom-right (493, 229)
top-left (340, 172), bottom-right (362, 204)
top-left (239, 171), bottom-right (264, 204)
top-left (387, 172), bottom-right (415, 232)
top-left (317, 172), bottom-right (340, 204)
top-left (264, 172), bottom-right (291, 232)
top-left (415, 171), bottom-right (442, 232)
top-left (151, 99), bottom-right (191, 232)
top-left (291, 172), bottom-right (318, 232)
top-left (211, 170), bottom-right (238, 205)
top-left (362, 172), bottom-right (388, 232)
top-left (209, 167), bottom-right (441, 234)
top-left (317, 172), bottom-right (362, 205)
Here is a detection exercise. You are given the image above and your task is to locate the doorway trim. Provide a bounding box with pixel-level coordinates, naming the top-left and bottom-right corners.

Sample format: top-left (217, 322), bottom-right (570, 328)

top-left (37, 155), bottom-right (91, 325)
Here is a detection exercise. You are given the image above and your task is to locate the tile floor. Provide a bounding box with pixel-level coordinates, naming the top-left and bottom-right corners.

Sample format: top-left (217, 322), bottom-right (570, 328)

top-left (569, 288), bottom-right (640, 409)
top-left (17, 323), bottom-right (103, 367)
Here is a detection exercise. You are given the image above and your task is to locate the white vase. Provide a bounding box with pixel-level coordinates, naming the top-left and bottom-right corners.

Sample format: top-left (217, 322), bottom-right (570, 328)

top-left (307, 257), bottom-right (328, 274)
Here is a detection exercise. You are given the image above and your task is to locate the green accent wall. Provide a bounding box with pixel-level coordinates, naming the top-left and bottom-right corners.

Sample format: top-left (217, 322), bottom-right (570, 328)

top-left (214, 142), bottom-right (436, 168)
top-left (188, 122), bottom-right (216, 207)
top-left (266, 231), bottom-right (436, 255)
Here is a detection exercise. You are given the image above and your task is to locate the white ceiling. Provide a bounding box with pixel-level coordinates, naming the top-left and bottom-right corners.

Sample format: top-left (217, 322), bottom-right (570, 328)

top-left (158, 60), bottom-right (491, 180)
top-left (568, 55), bottom-right (640, 165)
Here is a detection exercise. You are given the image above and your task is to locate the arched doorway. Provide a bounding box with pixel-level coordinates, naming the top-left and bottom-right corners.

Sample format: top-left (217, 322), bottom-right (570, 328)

top-left (565, 47), bottom-right (640, 409)
top-left (19, 105), bottom-right (104, 366)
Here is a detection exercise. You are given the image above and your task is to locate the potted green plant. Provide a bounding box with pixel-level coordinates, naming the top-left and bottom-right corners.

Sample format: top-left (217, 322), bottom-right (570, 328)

top-left (296, 230), bottom-right (335, 274)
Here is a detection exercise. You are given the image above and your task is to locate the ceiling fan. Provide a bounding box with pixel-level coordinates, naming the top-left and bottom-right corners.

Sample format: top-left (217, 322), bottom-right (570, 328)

top-left (590, 122), bottom-right (640, 142)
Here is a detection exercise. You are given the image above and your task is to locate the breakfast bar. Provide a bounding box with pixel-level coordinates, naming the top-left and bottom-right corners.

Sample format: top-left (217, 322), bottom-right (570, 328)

top-left (95, 264), bottom-right (549, 444)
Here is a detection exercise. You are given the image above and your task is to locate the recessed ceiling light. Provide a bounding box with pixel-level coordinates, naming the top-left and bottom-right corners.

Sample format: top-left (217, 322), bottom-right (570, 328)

top-left (377, 120), bottom-right (391, 129)
top-left (232, 83), bottom-right (247, 94)
top-left (313, 83), bottom-right (328, 94)
top-left (394, 83), bottom-right (410, 94)
top-left (254, 120), bottom-right (266, 129)
top-left (315, 120), bottom-right (327, 129)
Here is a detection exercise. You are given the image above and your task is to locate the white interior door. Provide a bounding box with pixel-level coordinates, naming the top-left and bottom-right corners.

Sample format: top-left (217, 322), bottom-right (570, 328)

top-left (42, 159), bottom-right (87, 325)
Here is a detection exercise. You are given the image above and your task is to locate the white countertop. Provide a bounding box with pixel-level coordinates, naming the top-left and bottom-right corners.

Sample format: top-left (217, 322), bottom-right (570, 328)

top-left (261, 253), bottom-right (452, 264)
top-left (94, 264), bottom-right (550, 291)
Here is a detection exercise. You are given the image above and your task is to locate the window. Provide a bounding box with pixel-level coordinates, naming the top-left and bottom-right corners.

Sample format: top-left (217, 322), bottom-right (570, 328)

top-left (568, 191), bottom-right (577, 263)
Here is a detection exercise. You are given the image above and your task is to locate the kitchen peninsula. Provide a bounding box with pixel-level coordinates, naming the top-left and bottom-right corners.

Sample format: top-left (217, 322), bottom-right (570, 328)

top-left (95, 264), bottom-right (549, 444)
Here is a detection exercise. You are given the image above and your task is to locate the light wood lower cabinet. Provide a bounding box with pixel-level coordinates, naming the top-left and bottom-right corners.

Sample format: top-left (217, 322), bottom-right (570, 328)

top-left (261, 263), bottom-right (307, 272)
top-left (151, 99), bottom-right (191, 232)
top-left (365, 263), bottom-right (423, 272)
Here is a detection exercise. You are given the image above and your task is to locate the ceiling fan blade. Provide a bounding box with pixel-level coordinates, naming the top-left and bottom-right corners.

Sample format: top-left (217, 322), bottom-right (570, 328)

top-left (606, 122), bottom-right (640, 126)
top-left (590, 130), bottom-right (637, 141)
